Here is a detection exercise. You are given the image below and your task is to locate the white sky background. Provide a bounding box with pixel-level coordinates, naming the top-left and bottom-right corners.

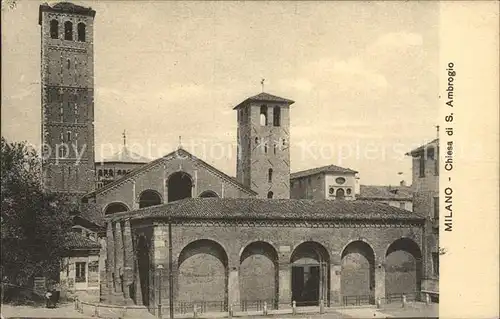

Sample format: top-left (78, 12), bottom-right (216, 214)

top-left (1, 0), bottom-right (439, 186)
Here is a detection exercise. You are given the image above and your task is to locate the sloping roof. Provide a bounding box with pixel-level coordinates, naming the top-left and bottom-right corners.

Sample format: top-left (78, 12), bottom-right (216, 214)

top-left (233, 92), bottom-right (295, 109)
top-left (87, 148), bottom-right (257, 197)
top-left (358, 185), bottom-right (413, 201)
top-left (71, 202), bottom-right (105, 227)
top-left (291, 164), bottom-right (358, 179)
top-left (39, 2), bottom-right (96, 25)
top-left (64, 232), bottom-right (101, 250)
top-left (97, 146), bottom-right (151, 164)
top-left (107, 198), bottom-right (424, 222)
top-left (406, 139), bottom-right (438, 156)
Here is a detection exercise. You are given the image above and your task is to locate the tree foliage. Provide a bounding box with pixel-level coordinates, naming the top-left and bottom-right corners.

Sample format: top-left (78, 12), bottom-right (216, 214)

top-left (1, 137), bottom-right (72, 286)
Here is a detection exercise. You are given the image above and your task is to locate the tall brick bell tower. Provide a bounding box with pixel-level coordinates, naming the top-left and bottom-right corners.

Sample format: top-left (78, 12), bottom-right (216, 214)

top-left (235, 92), bottom-right (295, 199)
top-left (39, 2), bottom-right (96, 198)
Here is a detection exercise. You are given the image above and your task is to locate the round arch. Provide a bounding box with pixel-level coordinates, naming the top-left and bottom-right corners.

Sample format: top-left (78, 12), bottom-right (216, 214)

top-left (385, 237), bottom-right (423, 297)
top-left (199, 190), bottom-right (219, 198)
top-left (167, 171), bottom-right (193, 202)
top-left (139, 189), bottom-right (163, 208)
top-left (290, 241), bottom-right (330, 306)
top-left (104, 202), bottom-right (130, 215)
top-left (239, 241), bottom-right (279, 309)
top-left (177, 239), bottom-right (228, 310)
top-left (340, 240), bottom-right (375, 305)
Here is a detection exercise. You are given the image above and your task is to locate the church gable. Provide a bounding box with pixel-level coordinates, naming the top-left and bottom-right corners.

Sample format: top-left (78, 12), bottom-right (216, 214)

top-left (95, 148), bottom-right (256, 214)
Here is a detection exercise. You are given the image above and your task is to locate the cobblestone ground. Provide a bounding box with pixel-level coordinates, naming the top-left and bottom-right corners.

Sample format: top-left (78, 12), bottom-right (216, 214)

top-left (1, 303), bottom-right (91, 319)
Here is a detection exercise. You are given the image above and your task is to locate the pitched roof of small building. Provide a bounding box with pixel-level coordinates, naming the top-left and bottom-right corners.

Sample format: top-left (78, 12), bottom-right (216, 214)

top-left (97, 146), bottom-right (151, 164)
top-left (291, 164), bottom-right (358, 179)
top-left (107, 198), bottom-right (424, 222)
top-left (233, 92), bottom-right (295, 109)
top-left (406, 139), bottom-right (438, 156)
top-left (63, 232), bottom-right (101, 250)
top-left (358, 185), bottom-right (413, 201)
top-left (71, 202), bottom-right (105, 227)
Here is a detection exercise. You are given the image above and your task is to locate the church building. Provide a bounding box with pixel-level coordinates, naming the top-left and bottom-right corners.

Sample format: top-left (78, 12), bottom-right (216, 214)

top-left (39, 2), bottom-right (428, 314)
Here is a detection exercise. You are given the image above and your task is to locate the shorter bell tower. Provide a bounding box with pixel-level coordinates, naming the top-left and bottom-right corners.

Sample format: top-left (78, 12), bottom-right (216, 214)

top-left (235, 92), bottom-right (294, 199)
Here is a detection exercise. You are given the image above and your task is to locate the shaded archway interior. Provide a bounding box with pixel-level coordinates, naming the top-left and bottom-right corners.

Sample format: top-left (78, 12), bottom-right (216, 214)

top-left (139, 190), bottom-right (162, 208)
top-left (168, 171), bottom-right (193, 202)
top-left (199, 190), bottom-right (219, 198)
top-left (385, 238), bottom-right (423, 297)
top-left (105, 202), bottom-right (129, 215)
top-left (290, 242), bottom-right (330, 306)
top-left (177, 239), bottom-right (228, 311)
top-left (136, 235), bottom-right (150, 307)
top-left (340, 241), bottom-right (375, 305)
top-left (239, 241), bottom-right (279, 309)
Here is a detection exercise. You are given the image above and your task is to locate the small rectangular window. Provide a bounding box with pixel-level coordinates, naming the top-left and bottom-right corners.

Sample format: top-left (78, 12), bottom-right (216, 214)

top-left (419, 154), bottom-right (425, 177)
top-left (75, 262), bottom-right (86, 283)
top-left (432, 253), bottom-right (439, 276)
top-left (399, 202), bottom-right (406, 210)
top-left (273, 106), bottom-right (281, 126)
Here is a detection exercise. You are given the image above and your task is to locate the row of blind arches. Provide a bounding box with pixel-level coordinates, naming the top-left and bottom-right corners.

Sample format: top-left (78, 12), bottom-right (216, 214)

top-left (50, 20), bottom-right (86, 42)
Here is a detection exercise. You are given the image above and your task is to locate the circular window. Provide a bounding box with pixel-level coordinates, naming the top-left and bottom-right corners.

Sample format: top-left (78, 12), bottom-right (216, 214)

top-left (335, 177), bottom-right (346, 184)
top-left (329, 187), bottom-right (334, 195)
top-left (346, 188), bottom-right (352, 195)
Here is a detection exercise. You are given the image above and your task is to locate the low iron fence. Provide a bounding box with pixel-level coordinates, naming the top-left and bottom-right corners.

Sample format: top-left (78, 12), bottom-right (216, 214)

top-left (342, 294), bottom-right (375, 306)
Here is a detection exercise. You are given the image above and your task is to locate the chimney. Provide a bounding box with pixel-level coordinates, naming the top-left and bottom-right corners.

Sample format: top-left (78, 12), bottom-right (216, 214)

top-left (400, 180), bottom-right (406, 187)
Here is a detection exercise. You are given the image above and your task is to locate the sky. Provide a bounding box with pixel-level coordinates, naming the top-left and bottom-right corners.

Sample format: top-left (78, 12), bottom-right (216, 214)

top-left (1, 0), bottom-right (440, 186)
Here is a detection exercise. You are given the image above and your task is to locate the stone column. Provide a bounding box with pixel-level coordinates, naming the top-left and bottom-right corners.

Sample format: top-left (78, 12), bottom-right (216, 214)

top-left (330, 264), bottom-right (342, 306)
top-left (133, 234), bottom-right (143, 306)
top-left (114, 222), bottom-right (125, 302)
top-left (228, 266), bottom-right (240, 308)
top-left (105, 222), bottom-right (115, 302)
top-left (122, 219), bottom-right (134, 304)
top-left (278, 263), bottom-right (291, 308)
top-left (374, 260), bottom-right (386, 304)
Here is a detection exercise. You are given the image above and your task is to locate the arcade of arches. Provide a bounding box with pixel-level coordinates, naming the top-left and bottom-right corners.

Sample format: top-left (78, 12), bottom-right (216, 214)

top-left (103, 219), bottom-right (424, 312)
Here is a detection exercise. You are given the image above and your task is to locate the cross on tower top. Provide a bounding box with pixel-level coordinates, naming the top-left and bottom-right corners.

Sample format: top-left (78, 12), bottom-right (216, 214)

top-left (261, 78), bottom-right (265, 92)
top-left (122, 130), bottom-right (127, 148)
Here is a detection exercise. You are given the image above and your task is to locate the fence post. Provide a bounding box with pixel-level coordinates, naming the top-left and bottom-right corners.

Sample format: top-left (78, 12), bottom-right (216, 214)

top-left (292, 300), bottom-right (297, 315)
top-left (376, 297), bottom-right (381, 309)
top-left (94, 304), bottom-right (98, 317)
top-left (263, 301), bottom-right (268, 316)
top-left (193, 304), bottom-right (198, 319)
top-left (319, 299), bottom-right (325, 314)
top-left (425, 293), bottom-right (431, 305)
top-left (74, 298), bottom-right (78, 311)
top-left (402, 294), bottom-right (407, 308)
top-left (228, 304), bottom-right (233, 319)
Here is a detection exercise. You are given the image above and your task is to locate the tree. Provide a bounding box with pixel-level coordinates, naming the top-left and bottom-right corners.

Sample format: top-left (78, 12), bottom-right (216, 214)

top-left (1, 137), bottom-right (72, 287)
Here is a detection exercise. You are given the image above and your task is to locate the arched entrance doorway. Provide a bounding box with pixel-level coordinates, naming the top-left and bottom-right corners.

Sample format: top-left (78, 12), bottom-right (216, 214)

top-left (385, 238), bottom-right (422, 300)
top-left (239, 241), bottom-right (279, 309)
top-left (199, 190), bottom-right (219, 198)
top-left (177, 239), bottom-right (228, 311)
top-left (290, 242), bottom-right (330, 306)
top-left (167, 171), bottom-right (193, 202)
top-left (341, 241), bottom-right (375, 305)
top-left (136, 235), bottom-right (150, 307)
top-left (139, 190), bottom-right (162, 208)
top-left (104, 202), bottom-right (129, 215)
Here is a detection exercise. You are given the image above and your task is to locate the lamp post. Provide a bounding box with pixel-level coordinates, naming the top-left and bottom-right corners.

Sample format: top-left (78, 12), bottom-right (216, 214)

top-left (157, 264), bottom-right (164, 318)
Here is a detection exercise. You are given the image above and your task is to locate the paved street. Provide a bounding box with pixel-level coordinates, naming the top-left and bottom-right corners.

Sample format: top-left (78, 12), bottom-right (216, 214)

top-left (1, 303), bottom-right (438, 319)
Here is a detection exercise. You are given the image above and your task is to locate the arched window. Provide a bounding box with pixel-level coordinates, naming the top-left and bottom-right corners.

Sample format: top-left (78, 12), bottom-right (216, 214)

top-left (103, 169), bottom-right (108, 176)
top-left (199, 190), bottom-right (219, 198)
top-left (336, 188), bottom-right (345, 200)
top-left (264, 143), bottom-right (268, 154)
top-left (268, 168), bottom-right (273, 183)
top-left (109, 170), bottom-right (114, 177)
top-left (64, 21), bottom-right (73, 40)
top-left (267, 191), bottom-right (274, 199)
top-left (273, 106), bottom-right (281, 126)
top-left (77, 23), bottom-right (86, 42)
top-left (273, 144), bottom-right (277, 154)
top-left (260, 105), bottom-right (268, 126)
top-left (167, 171), bottom-right (193, 202)
top-left (67, 59), bottom-right (71, 69)
top-left (104, 202), bottom-right (129, 215)
top-left (117, 170), bottom-right (122, 175)
top-left (66, 131), bottom-right (71, 141)
top-left (255, 137), bottom-right (259, 145)
top-left (139, 190), bottom-right (162, 208)
top-left (98, 169), bottom-right (103, 177)
top-left (50, 20), bottom-right (59, 39)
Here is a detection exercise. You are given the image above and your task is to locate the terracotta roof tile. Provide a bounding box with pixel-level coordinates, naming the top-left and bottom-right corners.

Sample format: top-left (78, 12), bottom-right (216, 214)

top-left (291, 164), bottom-right (358, 179)
top-left (233, 92), bottom-right (295, 109)
top-left (64, 232), bottom-right (101, 250)
top-left (108, 198), bottom-right (424, 222)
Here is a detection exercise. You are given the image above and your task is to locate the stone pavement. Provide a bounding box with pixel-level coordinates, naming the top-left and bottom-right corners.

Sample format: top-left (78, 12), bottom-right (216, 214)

top-left (1, 303), bottom-right (92, 319)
